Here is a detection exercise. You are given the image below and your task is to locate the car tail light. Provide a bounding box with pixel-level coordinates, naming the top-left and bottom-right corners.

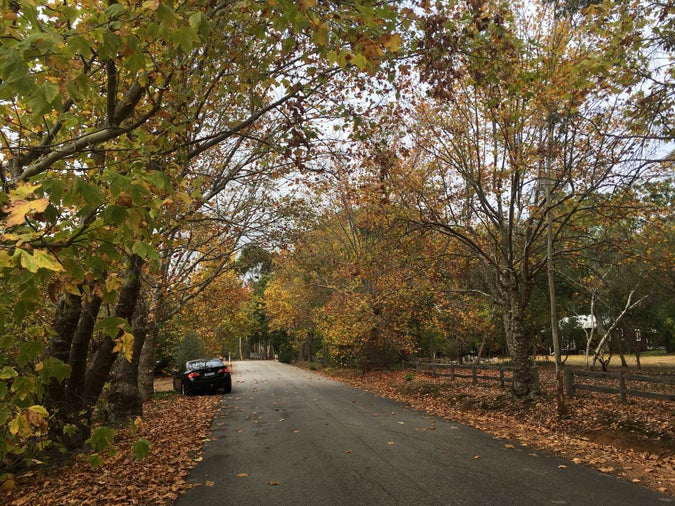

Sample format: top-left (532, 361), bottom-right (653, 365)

top-left (217, 368), bottom-right (228, 374)
top-left (187, 372), bottom-right (199, 379)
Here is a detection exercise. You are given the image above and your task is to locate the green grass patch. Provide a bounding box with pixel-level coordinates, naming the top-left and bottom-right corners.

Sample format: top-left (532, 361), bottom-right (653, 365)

top-left (153, 390), bottom-right (178, 400)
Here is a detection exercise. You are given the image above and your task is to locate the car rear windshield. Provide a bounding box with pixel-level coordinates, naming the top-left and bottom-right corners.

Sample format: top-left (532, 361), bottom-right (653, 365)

top-left (186, 359), bottom-right (224, 371)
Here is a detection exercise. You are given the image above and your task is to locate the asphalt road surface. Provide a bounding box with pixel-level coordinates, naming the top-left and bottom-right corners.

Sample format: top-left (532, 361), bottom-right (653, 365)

top-left (175, 360), bottom-right (672, 506)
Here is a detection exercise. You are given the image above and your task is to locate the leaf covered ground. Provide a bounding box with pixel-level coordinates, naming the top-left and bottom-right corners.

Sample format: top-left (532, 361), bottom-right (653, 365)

top-left (2, 365), bottom-right (674, 505)
top-left (2, 377), bottom-right (221, 506)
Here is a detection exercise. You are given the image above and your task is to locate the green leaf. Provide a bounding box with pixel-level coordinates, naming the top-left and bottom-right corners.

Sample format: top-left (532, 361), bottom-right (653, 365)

top-left (156, 3), bottom-right (178, 31)
top-left (10, 376), bottom-right (37, 401)
top-left (63, 424), bottom-right (78, 437)
top-left (101, 30), bottom-right (123, 59)
top-left (105, 3), bottom-right (127, 18)
top-left (125, 35), bottom-right (146, 73)
top-left (18, 340), bottom-right (43, 367)
top-left (74, 179), bottom-right (105, 206)
top-left (0, 250), bottom-right (10, 269)
top-left (132, 241), bottom-right (158, 261)
top-left (87, 426), bottom-right (116, 452)
top-left (132, 438), bottom-right (151, 459)
top-left (103, 205), bottom-right (128, 226)
top-left (171, 26), bottom-right (200, 52)
top-left (88, 453), bottom-right (104, 470)
top-left (95, 317), bottom-right (127, 339)
top-left (38, 357), bottom-right (71, 383)
top-left (350, 53), bottom-right (367, 70)
top-left (0, 403), bottom-right (13, 426)
top-left (13, 300), bottom-right (28, 323)
top-left (67, 35), bottom-right (93, 58)
top-left (0, 48), bottom-right (29, 83)
top-left (0, 367), bottom-right (18, 380)
top-left (28, 83), bottom-right (59, 116)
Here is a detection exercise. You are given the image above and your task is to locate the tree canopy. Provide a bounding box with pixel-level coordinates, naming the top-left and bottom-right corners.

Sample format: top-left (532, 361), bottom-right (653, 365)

top-left (0, 0), bottom-right (672, 479)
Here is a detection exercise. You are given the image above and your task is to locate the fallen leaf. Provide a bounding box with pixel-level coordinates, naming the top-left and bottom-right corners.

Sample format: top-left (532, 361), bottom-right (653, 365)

top-left (236, 473), bottom-right (249, 478)
top-left (558, 465), bottom-right (567, 469)
top-left (504, 444), bottom-right (515, 449)
top-left (205, 481), bottom-right (215, 487)
top-left (267, 481), bottom-right (281, 486)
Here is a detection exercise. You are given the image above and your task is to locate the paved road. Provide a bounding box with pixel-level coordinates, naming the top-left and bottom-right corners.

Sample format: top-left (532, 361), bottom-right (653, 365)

top-left (175, 361), bottom-right (672, 505)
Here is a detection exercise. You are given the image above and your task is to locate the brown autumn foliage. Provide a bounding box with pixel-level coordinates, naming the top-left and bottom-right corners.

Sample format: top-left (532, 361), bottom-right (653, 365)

top-left (2, 364), bottom-right (673, 505)
top-left (2, 377), bottom-right (220, 506)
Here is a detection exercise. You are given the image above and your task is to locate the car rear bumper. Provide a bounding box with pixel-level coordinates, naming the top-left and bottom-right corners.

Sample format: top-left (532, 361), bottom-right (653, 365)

top-left (184, 373), bottom-right (231, 393)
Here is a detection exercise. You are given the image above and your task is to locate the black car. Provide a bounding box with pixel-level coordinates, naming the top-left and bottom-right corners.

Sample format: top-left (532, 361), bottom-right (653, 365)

top-left (173, 358), bottom-right (232, 395)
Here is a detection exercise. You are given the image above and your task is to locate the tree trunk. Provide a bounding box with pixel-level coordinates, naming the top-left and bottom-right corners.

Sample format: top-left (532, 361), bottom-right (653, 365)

top-left (501, 272), bottom-right (540, 399)
top-left (138, 324), bottom-right (156, 402)
top-left (45, 292), bottom-right (86, 450)
top-left (83, 254), bottom-right (144, 418)
top-left (507, 312), bottom-right (540, 399)
top-left (109, 305), bottom-right (147, 421)
top-left (138, 286), bottom-right (166, 401)
top-left (67, 288), bottom-right (102, 410)
top-left (47, 292), bottom-right (82, 405)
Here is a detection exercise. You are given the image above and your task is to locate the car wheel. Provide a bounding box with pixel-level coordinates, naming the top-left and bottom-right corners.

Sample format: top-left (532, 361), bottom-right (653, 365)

top-left (223, 376), bottom-right (232, 394)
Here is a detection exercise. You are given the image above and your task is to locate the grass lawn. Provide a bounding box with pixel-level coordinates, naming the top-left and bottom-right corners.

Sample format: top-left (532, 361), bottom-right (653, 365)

top-left (533, 350), bottom-right (675, 369)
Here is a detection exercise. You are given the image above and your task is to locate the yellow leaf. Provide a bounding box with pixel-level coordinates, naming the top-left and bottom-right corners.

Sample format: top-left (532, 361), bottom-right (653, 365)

top-left (112, 331), bottom-right (135, 362)
top-left (0, 477), bottom-right (15, 491)
top-left (298, 0), bottom-right (316, 11)
top-left (3, 198), bottom-right (49, 228)
top-left (142, 0), bottom-right (160, 10)
top-left (384, 33), bottom-right (402, 52)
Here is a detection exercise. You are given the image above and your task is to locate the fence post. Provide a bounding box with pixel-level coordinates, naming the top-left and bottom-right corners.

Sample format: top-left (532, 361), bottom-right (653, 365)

top-left (619, 371), bottom-right (627, 403)
top-left (564, 367), bottom-right (576, 396)
top-left (472, 364), bottom-right (477, 384)
top-left (432, 361), bottom-right (437, 378)
top-left (499, 366), bottom-right (504, 388)
top-left (450, 363), bottom-right (455, 381)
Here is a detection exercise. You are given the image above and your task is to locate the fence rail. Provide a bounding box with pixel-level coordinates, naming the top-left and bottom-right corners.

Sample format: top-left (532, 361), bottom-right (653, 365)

top-left (402, 360), bottom-right (514, 388)
top-left (564, 368), bottom-right (675, 403)
top-left (402, 360), bottom-right (675, 403)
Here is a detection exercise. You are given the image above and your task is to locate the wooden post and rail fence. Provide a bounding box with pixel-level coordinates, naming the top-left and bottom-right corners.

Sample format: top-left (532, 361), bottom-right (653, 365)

top-left (563, 368), bottom-right (675, 403)
top-left (402, 359), bottom-right (675, 403)
top-left (402, 360), bottom-right (514, 388)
